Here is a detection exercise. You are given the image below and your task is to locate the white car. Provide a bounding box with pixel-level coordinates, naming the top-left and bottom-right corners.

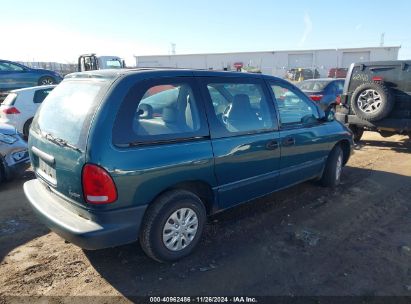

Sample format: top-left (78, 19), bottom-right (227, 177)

top-left (0, 85), bottom-right (56, 137)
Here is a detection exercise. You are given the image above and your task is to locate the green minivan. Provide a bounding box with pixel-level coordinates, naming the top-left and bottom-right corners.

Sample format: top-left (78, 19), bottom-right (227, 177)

top-left (24, 69), bottom-right (353, 262)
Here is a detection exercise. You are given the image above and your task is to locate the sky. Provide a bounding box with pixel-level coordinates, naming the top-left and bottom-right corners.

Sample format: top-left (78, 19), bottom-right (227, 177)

top-left (1, 0), bottom-right (411, 66)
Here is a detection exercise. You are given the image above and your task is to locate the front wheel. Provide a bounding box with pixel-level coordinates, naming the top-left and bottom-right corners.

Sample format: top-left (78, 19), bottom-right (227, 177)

top-left (139, 190), bottom-right (206, 262)
top-left (38, 76), bottom-right (56, 86)
top-left (320, 145), bottom-right (344, 188)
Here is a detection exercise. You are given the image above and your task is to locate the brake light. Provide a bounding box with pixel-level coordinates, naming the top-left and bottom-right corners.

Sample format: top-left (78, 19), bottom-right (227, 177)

top-left (335, 95), bottom-right (341, 105)
top-left (310, 95), bottom-right (323, 102)
top-left (2, 106), bottom-right (20, 114)
top-left (372, 76), bottom-right (383, 82)
top-left (82, 164), bottom-right (117, 204)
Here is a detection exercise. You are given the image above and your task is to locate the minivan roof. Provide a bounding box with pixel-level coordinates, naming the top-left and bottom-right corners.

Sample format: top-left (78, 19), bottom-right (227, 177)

top-left (65, 68), bottom-right (274, 81)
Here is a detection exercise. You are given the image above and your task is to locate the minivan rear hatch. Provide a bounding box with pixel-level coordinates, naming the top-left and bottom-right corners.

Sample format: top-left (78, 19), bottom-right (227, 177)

top-left (29, 77), bottom-right (113, 206)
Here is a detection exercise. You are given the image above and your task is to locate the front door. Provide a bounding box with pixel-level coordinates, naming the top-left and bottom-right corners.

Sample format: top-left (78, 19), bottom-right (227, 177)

top-left (198, 77), bottom-right (281, 209)
top-left (268, 80), bottom-right (331, 188)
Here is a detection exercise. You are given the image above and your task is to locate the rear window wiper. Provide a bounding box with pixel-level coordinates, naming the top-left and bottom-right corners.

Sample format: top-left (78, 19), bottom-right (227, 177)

top-left (43, 132), bottom-right (82, 153)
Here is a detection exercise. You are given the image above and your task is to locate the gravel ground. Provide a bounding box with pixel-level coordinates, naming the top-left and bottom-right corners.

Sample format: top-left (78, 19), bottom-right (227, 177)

top-left (0, 132), bottom-right (410, 301)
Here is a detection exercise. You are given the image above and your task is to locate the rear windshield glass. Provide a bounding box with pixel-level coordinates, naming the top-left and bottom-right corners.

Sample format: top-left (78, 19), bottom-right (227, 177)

top-left (32, 80), bottom-right (109, 150)
top-left (296, 81), bottom-right (329, 91)
top-left (2, 93), bottom-right (17, 105)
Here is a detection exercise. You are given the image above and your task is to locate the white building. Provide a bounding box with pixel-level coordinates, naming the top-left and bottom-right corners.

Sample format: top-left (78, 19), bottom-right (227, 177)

top-left (135, 46), bottom-right (400, 77)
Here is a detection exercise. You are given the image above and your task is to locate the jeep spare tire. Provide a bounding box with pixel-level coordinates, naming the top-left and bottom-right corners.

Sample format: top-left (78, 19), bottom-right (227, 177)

top-left (351, 82), bottom-right (394, 122)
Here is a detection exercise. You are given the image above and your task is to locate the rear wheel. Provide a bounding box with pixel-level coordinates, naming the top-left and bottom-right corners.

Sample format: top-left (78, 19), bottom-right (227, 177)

top-left (320, 145), bottom-right (343, 188)
top-left (23, 118), bottom-right (33, 138)
top-left (38, 76), bottom-right (56, 86)
top-left (139, 190), bottom-right (206, 262)
top-left (0, 158), bottom-right (4, 183)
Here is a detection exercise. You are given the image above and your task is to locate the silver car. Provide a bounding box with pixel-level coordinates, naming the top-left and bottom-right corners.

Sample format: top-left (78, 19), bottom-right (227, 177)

top-left (0, 123), bottom-right (30, 183)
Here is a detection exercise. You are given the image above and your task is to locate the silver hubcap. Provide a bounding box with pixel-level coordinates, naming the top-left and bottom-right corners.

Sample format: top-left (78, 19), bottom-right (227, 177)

top-left (162, 208), bottom-right (198, 251)
top-left (41, 78), bottom-right (54, 85)
top-left (336, 153), bottom-right (343, 181)
top-left (357, 89), bottom-right (382, 113)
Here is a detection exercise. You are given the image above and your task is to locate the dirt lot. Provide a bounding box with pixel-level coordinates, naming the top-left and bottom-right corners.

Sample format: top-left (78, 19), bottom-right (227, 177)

top-left (0, 132), bottom-right (411, 300)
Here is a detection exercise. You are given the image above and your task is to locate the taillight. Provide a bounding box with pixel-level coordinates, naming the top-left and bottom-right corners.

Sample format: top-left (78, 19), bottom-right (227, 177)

top-left (310, 95), bottom-right (323, 102)
top-left (372, 76), bottom-right (383, 82)
top-left (2, 106), bottom-right (20, 114)
top-left (82, 164), bottom-right (117, 204)
top-left (335, 96), bottom-right (341, 105)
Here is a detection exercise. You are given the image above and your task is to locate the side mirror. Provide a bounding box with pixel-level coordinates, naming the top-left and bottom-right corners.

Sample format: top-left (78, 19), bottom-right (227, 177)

top-left (322, 102), bottom-right (336, 122)
top-left (325, 108), bottom-right (335, 122)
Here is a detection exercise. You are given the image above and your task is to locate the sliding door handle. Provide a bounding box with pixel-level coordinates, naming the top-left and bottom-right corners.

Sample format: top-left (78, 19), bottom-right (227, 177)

top-left (283, 137), bottom-right (295, 146)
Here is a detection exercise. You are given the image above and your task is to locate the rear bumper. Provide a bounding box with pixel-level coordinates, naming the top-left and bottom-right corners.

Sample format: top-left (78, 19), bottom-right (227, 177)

top-left (24, 179), bottom-right (147, 250)
top-left (335, 112), bottom-right (411, 132)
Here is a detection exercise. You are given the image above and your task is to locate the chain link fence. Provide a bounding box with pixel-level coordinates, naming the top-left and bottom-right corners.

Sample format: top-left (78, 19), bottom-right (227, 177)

top-left (18, 61), bottom-right (77, 76)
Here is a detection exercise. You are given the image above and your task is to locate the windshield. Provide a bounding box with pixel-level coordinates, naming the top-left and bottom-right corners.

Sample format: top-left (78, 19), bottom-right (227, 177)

top-left (32, 80), bottom-right (110, 150)
top-left (106, 60), bottom-right (122, 69)
top-left (296, 80), bottom-right (330, 91)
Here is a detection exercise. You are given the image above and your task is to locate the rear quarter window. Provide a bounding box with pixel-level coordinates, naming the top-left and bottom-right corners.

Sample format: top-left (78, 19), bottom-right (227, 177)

top-left (112, 78), bottom-right (209, 146)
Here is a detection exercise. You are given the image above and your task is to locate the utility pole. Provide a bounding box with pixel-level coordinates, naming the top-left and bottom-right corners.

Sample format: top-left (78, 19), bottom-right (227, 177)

top-left (380, 33), bottom-right (385, 47)
top-left (171, 43), bottom-right (176, 55)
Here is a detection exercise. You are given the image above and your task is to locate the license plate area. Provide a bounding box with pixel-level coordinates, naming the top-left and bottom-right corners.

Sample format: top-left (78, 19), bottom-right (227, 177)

top-left (37, 158), bottom-right (57, 186)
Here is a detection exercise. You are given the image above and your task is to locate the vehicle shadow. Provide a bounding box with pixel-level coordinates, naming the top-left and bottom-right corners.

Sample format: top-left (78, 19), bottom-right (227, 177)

top-left (84, 166), bottom-right (411, 297)
top-left (0, 171), bottom-right (49, 262)
top-left (357, 137), bottom-right (411, 153)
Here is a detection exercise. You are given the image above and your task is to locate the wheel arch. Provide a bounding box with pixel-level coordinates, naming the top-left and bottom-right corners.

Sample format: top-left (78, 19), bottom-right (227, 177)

top-left (147, 180), bottom-right (216, 215)
top-left (23, 117), bottom-right (33, 137)
top-left (0, 153), bottom-right (6, 182)
top-left (336, 139), bottom-right (351, 165)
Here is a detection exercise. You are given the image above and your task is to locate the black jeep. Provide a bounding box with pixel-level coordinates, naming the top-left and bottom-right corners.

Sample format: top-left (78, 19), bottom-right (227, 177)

top-left (336, 60), bottom-right (411, 141)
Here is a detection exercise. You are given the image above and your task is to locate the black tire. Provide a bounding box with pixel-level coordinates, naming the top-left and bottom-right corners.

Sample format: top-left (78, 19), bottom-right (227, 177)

top-left (349, 125), bottom-right (364, 143)
top-left (139, 189), bottom-right (206, 262)
top-left (0, 158), bottom-right (4, 183)
top-left (23, 118), bottom-right (33, 138)
top-left (350, 82), bottom-right (394, 122)
top-left (38, 76), bottom-right (56, 86)
top-left (379, 131), bottom-right (395, 138)
top-left (320, 145), bottom-right (344, 188)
